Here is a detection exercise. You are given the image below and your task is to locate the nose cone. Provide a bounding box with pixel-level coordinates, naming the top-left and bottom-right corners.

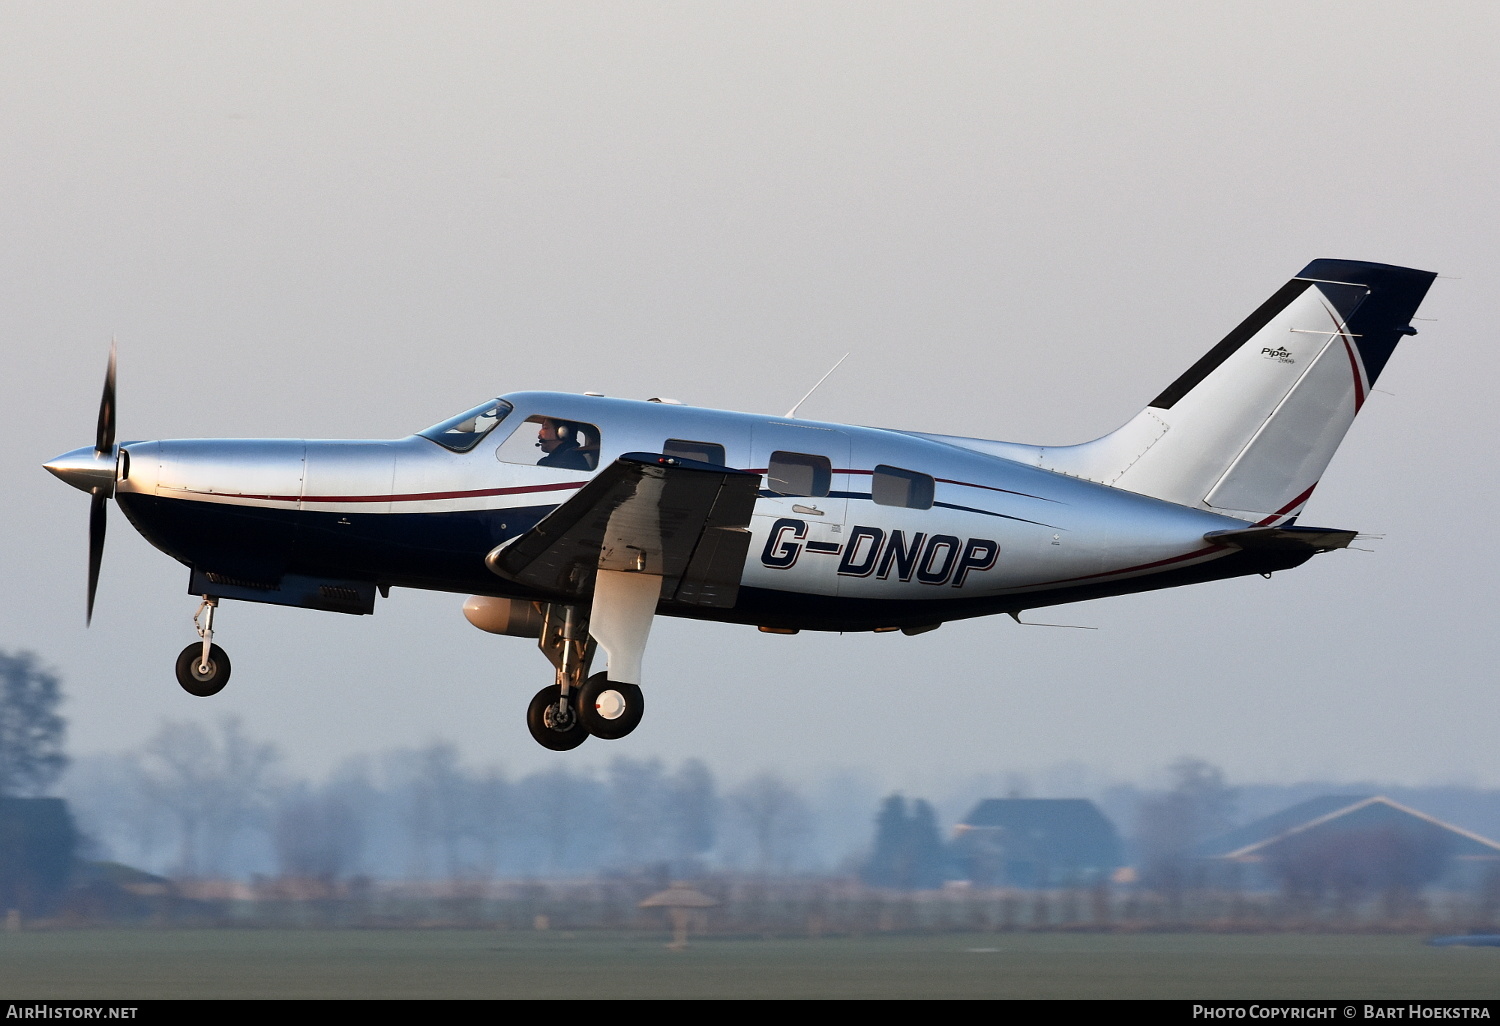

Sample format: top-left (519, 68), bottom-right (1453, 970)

top-left (44, 445), bottom-right (116, 495)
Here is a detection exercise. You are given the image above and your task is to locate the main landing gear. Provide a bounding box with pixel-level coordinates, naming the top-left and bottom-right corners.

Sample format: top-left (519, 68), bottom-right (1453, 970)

top-left (526, 602), bottom-right (646, 751)
top-left (175, 596), bottom-right (231, 697)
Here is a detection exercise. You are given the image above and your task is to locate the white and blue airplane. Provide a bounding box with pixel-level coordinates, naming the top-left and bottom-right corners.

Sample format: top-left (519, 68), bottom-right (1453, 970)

top-left (45, 259), bottom-right (1434, 749)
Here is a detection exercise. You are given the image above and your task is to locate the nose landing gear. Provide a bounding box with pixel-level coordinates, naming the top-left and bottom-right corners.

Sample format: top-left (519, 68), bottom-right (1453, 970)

top-left (175, 596), bottom-right (231, 697)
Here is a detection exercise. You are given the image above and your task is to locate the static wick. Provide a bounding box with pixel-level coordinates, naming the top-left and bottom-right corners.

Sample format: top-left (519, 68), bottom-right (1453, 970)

top-left (784, 353), bottom-right (851, 419)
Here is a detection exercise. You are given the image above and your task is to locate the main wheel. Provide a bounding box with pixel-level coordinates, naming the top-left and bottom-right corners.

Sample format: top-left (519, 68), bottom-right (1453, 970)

top-left (175, 643), bottom-right (231, 697)
top-left (577, 672), bottom-right (644, 740)
top-left (526, 684), bottom-right (589, 751)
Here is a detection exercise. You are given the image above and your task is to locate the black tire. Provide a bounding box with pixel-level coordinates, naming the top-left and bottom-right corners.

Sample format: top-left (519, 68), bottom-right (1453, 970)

top-left (577, 672), bottom-right (644, 740)
top-left (175, 642), bottom-right (231, 697)
top-left (526, 684), bottom-right (589, 751)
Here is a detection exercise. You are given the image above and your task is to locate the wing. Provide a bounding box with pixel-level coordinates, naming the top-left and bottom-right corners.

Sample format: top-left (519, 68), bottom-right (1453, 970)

top-left (485, 452), bottom-right (762, 608)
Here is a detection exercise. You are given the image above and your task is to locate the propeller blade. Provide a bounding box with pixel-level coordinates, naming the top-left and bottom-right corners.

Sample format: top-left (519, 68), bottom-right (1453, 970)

top-left (95, 341), bottom-right (116, 456)
top-left (87, 491), bottom-right (106, 626)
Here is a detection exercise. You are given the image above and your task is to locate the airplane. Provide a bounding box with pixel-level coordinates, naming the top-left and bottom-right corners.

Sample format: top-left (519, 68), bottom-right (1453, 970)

top-left (44, 258), bottom-right (1435, 750)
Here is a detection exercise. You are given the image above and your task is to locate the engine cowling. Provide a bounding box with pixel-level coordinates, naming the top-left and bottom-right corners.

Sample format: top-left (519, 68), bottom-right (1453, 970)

top-left (463, 595), bottom-right (545, 638)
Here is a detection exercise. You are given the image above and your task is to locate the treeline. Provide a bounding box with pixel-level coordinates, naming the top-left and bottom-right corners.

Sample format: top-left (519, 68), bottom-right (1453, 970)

top-left (40, 718), bottom-right (1500, 901)
top-left (62, 718), bottom-right (829, 881)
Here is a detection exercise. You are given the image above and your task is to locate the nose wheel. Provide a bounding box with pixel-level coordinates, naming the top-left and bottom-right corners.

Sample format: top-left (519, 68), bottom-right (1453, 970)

top-left (175, 596), bottom-right (231, 697)
top-left (176, 642), bottom-right (231, 697)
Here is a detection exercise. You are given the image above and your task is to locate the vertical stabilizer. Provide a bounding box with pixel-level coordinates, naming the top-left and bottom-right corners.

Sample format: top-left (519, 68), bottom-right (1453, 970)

top-left (992, 260), bottom-right (1436, 523)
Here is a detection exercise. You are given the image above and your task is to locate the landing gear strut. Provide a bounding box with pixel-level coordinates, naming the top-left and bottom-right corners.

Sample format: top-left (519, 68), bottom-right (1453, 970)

top-left (175, 596), bottom-right (231, 697)
top-left (526, 603), bottom-right (592, 750)
top-left (521, 567), bottom-right (658, 749)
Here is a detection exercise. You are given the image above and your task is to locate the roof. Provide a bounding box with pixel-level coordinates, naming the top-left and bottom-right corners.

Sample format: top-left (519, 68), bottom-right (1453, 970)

top-left (1196, 795), bottom-right (1371, 858)
top-left (638, 885), bottom-right (718, 908)
top-left (1199, 795), bottom-right (1500, 861)
top-left (956, 799), bottom-right (1124, 867)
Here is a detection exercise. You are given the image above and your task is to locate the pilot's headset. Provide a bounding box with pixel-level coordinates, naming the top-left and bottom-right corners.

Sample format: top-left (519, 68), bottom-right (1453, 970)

top-left (537, 419), bottom-right (582, 450)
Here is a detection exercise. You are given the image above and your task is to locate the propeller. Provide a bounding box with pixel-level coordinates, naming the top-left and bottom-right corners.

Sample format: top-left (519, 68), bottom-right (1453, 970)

top-left (43, 343), bottom-right (119, 625)
top-left (87, 345), bottom-right (116, 625)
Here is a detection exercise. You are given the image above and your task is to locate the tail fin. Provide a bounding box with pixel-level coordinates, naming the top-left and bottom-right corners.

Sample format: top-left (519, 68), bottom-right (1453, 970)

top-left (1031, 259), bottom-right (1436, 522)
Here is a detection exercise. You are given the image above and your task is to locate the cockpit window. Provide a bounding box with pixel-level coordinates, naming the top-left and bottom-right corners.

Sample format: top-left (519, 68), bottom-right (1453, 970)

top-left (417, 399), bottom-right (514, 452)
top-left (496, 415), bottom-right (602, 471)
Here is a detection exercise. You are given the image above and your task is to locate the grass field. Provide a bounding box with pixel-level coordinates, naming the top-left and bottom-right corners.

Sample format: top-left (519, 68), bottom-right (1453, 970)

top-left (2, 930), bottom-right (1498, 999)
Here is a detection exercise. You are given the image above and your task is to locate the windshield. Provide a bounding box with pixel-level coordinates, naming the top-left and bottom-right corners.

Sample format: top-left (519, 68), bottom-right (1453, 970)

top-left (417, 399), bottom-right (514, 452)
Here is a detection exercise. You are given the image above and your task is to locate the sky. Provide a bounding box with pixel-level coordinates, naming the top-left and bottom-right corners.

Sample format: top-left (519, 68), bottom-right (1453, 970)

top-left (3, 1), bottom-right (1498, 792)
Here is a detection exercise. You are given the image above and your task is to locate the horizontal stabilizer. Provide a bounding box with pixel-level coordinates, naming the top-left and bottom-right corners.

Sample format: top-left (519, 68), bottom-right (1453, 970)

top-left (485, 453), bottom-right (761, 608)
top-left (1203, 524), bottom-right (1357, 554)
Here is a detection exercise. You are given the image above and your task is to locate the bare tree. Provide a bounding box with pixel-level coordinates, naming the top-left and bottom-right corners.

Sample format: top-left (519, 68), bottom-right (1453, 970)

top-left (469, 766), bottom-right (511, 879)
top-left (0, 650), bottom-right (67, 797)
top-left (608, 758), bottom-right (670, 869)
top-left (1268, 826), bottom-right (1453, 912)
top-left (519, 766), bottom-right (606, 874)
top-left (729, 771), bottom-right (810, 875)
top-left (272, 782), bottom-right (363, 883)
top-left (59, 753), bottom-right (168, 870)
top-left (138, 717), bottom-right (279, 877)
top-left (667, 758), bottom-right (718, 871)
top-left (412, 742), bottom-right (472, 878)
top-left (1135, 757), bottom-right (1237, 896)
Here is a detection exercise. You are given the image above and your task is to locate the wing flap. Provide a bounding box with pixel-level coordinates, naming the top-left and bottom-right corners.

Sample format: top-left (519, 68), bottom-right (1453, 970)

top-left (485, 452), bottom-right (761, 608)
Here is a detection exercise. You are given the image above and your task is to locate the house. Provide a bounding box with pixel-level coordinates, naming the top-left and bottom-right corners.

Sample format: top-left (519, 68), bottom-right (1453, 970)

top-left (952, 798), bottom-right (1124, 888)
top-left (1197, 795), bottom-right (1500, 893)
top-left (0, 797), bottom-right (79, 917)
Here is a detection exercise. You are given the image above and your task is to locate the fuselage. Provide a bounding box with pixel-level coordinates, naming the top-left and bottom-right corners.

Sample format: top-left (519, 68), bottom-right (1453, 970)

top-left (107, 390), bottom-right (1301, 631)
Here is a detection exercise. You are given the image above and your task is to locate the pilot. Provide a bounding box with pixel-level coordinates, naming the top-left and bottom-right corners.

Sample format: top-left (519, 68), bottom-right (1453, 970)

top-left (535, 418), bottom-right (593, 471)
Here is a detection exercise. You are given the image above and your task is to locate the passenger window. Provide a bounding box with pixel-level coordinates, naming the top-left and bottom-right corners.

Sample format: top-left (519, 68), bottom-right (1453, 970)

top-left (663, 439), bottom-right (726, 465)
top-left (496, 416), bottom-right (602, 471)
top-left (872, 465), bottom-right (935, 509)
top-left (767, 451), bottom-right (831, 497)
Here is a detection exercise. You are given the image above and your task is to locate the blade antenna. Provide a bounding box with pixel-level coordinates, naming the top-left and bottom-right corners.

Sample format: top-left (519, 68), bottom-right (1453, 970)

top-left (784, 353), bottom-right (850, 419)
top-left (1007, 612), bottom-right (1098, 630)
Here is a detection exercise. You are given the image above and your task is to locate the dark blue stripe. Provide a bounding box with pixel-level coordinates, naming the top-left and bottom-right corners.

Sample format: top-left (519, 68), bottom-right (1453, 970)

top-left (931, 500), bottom-right (1061, 529)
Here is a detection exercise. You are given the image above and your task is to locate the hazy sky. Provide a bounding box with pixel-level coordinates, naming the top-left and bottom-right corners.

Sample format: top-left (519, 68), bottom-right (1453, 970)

top-left (4, 2), bottom-right (1498, 790)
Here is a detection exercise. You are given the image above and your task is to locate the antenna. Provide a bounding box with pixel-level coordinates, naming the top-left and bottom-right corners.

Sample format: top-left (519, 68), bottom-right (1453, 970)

top-left (783, 353), bottom-right (850, 419)
top-left (1007, 611), bottom-right (1098, 630)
